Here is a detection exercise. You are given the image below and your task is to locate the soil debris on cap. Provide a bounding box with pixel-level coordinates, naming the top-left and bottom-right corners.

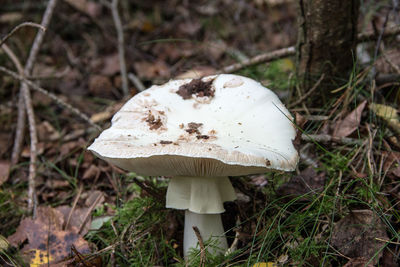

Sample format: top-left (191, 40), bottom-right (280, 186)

top-left (185, 122), bottom-right (203, 134)
top-left (160, 140), bottom-right (173, 144)
top-left (176, 78), bottom-right (215, 100)
top-left (145, 112), bottom-right (162, 130)
top-left (196, 135), bottom-right (209, 140)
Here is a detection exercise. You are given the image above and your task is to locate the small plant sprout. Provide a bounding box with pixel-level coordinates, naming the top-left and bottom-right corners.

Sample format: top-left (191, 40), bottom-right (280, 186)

top-left (88, 74), bottom-right (299, 256)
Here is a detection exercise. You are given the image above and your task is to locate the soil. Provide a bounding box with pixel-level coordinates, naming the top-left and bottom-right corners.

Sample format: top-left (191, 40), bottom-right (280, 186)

top-left (145, 112), bottom-right (162, 130)
top-left (185, 122), bottom-right (203, 134)
top-left (176, 78), bottom-right (214, 100)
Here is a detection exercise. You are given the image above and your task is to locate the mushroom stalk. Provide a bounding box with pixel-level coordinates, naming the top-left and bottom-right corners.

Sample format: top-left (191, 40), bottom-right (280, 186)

top-left (184, 210), bottom-right (227, 257)
top-left (166, 176), bottom-right (237, 256)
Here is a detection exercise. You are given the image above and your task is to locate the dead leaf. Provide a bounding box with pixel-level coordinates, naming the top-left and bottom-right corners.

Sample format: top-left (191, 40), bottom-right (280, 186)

top-left (175, 66), bottom-right (217, 79)
top-left (375, 48), bottom-right (400, 74)
top-left (249, 175), bottom-right (268, 187)
top-left (370, 103), bottom-right (400, 136)
top-left (333, 100), bottom-right (367, 137)
top-left (0, 161), bottom-right (10, 186)
top-left (45, 179), bottom-right (70, 190)
top-left (342, 257), bottom-right (373, 267)
top-left (84, 190), bottom-right (105, 208)
top-left (64, 0), bottom-right (102, 18)
top-left (134, 60), bottom-right (171, 80)
top-left (21, 143), bottom-right (45, 158)
top-left (100, 54), bottom-right (120, 76)
top-left (331, 210), bottom-right (388, 265)
top-left (276, 167), bottom-right (325, 200)
top-left (82, 165), bottom-right (101, 180)
top-left (89, 75), bottom-right (114, 98)
top-left (37, 121), bottom-right (60, 141)
top-left (151, 42), bottom-right (195, 61)
top-left (56, 205), bottom-right (91, 235)
top-left (0, 133), bottom-right (11, 157)
top-left (203, 40), bottom-right (227, 60)
top-left (178, 20), bottom-right (202, 36)
top-left (381, 248), bottom-right (398, 267)
top-left (8, 206), bottom-right (90, 265)
top-left (0, 12), bottom-right (22, 23)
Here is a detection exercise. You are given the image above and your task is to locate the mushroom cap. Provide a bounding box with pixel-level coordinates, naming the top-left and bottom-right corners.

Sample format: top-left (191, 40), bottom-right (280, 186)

top-left (88, 74), bottom-right (298, 176)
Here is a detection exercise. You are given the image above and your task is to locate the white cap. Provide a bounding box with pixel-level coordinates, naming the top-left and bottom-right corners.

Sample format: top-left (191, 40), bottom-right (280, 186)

top-left (89, 74), bottom-right (298, 213)
top-left (89, 74), bottom-right (298, 175)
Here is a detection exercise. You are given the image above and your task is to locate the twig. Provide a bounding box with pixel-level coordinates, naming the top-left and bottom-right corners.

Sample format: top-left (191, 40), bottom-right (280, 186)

top-left (192, 226), bottom-right (206, 267)
top-left (0, 66), bottom-right (102, 131)
top-left (357, 25), bottom-right (400, 42)
top-left (78, 192), bottom-right (103, 234)
top-left (373, 5), bottom-right (395, 62)
top-left (375, 237), bottom-right (400, 245)
top-left (128, 72), bottom-right (146, 92)
top-left (301, 134), bottom-right (365, 145)
top-left (11, 0), bottom-right (58, 216)
top-left (131, 177), bottom-right (164, 202)
top-left (0, 22), bottom-right (45, 47)
top-left (225, 218), bottom-right (240, 256)
top-left (64, 184), bottom-right (83, 230)
top-left (23, 74), bottom-right (38, 215)
top-left (219, 46), bottom-right (296, 74)
top-left (288, 74), bottom-right (325, 108)
top-left (218, 25), bottom-right (400, 73)
top-left (109, 0), bottom-right (129, 95)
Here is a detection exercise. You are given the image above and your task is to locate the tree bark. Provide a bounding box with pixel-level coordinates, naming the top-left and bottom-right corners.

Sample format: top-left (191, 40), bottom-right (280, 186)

top-left (296, 0), bottom-right (360, 93)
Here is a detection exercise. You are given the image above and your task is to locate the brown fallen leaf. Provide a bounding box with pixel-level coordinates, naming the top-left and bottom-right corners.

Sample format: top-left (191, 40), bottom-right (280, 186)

top-left (82, 165), bottom-right (101, 180)
top-left (89, 75), bottom-right (114, 98)
top-left (100, 53), bottom-right (120, 76)
top-left (56, 205), bottom-right (91, 236)
top-left (64, 0), bottom-right (102, 18)
top-left (0, 160), bottom-right (10, 186)
top-left (84, 190), bottom-right (105, 208)
top-left (331, 210), bottom-right (388, 265)
top-left (37, 121), bottom-right (60, 142)
top-left (134, 60), bottom-right (171, 80)
top-left (342, 257), bottom-right (373, 267)
top-left (7, 206), bottom-right (90, 265)
top-left (276, 167), bottom-right (325, 200)
top-left (175, 66), bottom-right (217, 79)
top-left (333, 100), bottom-right (367, 137)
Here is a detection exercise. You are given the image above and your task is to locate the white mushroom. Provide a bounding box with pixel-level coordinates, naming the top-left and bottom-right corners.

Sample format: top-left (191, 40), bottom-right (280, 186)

top-left (88, 74), bottom-right (299, 256)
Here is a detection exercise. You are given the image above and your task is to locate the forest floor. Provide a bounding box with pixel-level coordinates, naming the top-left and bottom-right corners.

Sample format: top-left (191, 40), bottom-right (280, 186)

top-left (0, 0), bottom-right (400, 266)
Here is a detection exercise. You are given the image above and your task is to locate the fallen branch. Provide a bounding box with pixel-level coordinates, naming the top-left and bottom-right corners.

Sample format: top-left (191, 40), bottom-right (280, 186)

top-left (219, 25), bottom-right (400, 73)
top-left (301, 134), bottom-right (364, 146)
top-left (219, 46), bottom-right (295, 74)
top-left (9, 0), bottom-right (58, 216)
top-left (0, 66), bottom-right (102, 131)
top-left (0, 22), bottom-right (45, 47)
top-left (108, 0), bottom-right (129, 95)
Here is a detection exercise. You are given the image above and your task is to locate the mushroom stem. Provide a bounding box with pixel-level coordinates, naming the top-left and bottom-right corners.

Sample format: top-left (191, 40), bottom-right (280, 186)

top-left (184, 210), bottom-right (228, 257)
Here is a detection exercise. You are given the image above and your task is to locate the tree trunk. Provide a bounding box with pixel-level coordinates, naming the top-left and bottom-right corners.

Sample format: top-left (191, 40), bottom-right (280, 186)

top-left (296, 0), bottom-right (360, 93)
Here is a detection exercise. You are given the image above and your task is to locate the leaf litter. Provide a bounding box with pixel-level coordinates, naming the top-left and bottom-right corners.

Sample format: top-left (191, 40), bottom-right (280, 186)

top-left (7, 206), bottom-right (90, 265)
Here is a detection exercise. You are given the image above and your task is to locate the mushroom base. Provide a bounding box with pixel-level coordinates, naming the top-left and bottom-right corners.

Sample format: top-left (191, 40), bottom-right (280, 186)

top-left (184, 210), bottom-right (228, 257)
top-left (166, 176), bottom-right (237, 214)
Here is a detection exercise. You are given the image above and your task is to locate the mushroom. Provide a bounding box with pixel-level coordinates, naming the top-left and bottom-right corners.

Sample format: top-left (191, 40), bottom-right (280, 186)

top-left (88, 74), bottom-right (298, 256)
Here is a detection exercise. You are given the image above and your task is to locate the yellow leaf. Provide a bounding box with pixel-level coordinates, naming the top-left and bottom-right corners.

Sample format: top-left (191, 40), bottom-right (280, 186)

top-left (278, 58), bottom-right (295, 72)
top-left (30, 249), bottom-right (53, 267)
top-left (252, 262), bottom-right (278, 267)
top-left (0, 234), bottom-right (9, 252)
top-left (370, 103), bottom-right (400, 135)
